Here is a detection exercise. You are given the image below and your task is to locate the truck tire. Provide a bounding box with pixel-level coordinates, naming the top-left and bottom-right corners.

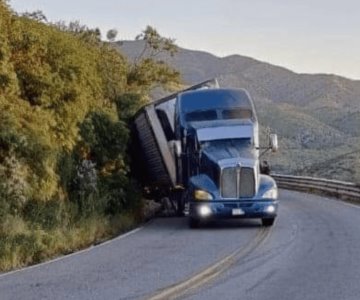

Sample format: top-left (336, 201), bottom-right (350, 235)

top-left (189, 217), bottom-right (200, 229)
top-left (177, 201), bottom-right (185, 216)
top-left (262, 218), bottom-right (275, 227)
top-left (176, 192), bottom-right (185, 217)
top-left (170, 190), bottom-right (185, 217)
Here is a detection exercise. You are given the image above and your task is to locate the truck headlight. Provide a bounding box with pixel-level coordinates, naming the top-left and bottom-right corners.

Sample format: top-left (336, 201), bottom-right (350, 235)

top-left (265, 205), bottom-right (276, 213)
top-left (194, 190), bottom-right (213, 201)
top-left (199, 205), bottom-right (212, 217)
top-left (262, 188), bottom-right (278, 199)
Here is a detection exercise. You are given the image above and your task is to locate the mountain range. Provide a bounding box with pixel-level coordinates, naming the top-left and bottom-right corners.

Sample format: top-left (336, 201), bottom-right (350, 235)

top-left (117, 41), bottom-right (360, 183)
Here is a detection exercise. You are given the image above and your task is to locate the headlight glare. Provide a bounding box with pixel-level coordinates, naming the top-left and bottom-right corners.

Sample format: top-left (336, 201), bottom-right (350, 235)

top-left (199, 205), bottom-right (212, 217)
top-left (265, 205), bottom-right (276, 213)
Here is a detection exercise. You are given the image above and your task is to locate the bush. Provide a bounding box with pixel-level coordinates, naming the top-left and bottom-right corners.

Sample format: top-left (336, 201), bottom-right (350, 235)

top-left (23, 199), bottom-right (67, 230)
top-left (0, 1), bottom-right (179, 271)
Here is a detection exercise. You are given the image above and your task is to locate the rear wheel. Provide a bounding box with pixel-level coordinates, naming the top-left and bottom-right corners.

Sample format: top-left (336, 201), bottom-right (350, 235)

top-left (262, 218), bottom-right (275, 227)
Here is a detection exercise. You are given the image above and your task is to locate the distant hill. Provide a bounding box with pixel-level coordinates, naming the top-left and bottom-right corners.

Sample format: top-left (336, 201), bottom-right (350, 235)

top-left (117, 41), bottom-right (360, 183)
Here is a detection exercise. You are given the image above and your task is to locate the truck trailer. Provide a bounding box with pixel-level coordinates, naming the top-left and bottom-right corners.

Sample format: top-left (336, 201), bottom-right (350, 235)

top-left (132, 79), bottom-right (279, 227)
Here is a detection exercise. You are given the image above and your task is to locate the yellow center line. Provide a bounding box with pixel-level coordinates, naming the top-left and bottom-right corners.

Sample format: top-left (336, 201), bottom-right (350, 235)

top-left (146, 227), bottom-right (271, 300)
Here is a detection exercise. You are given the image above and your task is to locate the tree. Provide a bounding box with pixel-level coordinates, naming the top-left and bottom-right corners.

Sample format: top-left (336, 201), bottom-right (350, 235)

top-left (52, 20), bottom-right (101, 43)
top-left (0, 1), bottom-right (18, 97)
top-left (127, 26), bottom-right (180, 93)
top-left (21, 10), bottom-right (47, 23)
top-left (106, 28), bottom-right (118, 42)
top-left (135, 25), bottom-right (177, 62)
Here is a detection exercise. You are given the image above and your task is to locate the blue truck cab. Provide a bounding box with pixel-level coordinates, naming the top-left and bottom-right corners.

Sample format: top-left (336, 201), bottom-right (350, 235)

top-left (132, 79), bottom-right (278, 228)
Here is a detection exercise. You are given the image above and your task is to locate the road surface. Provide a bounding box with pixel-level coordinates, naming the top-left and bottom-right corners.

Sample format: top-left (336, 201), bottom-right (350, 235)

top-left (1, 190), bottom-right (360, 300)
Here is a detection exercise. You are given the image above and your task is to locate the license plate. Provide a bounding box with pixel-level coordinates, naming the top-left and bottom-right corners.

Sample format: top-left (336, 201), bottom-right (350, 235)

top-left (232, 208), bottom-right (244, 216)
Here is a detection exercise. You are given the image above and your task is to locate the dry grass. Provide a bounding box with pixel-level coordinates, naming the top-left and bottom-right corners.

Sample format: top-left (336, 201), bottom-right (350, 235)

top-left (0, 213), bottom-right (137, 272)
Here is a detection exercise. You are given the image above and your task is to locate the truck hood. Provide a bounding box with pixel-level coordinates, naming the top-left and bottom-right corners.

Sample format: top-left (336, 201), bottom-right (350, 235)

top-left (193, 123), bottom-right (257, 164)
top-left (199, 143), bottom-right (258, 192)
top-left (201, 143), bottom-right (257, 168)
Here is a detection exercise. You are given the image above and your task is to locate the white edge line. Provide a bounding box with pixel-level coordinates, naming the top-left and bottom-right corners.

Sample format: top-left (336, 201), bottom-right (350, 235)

top-left (308, 192), bottom-right (360, 210)
top-left (282, 188), bottom-right (360, 210)
top-left (331, 198), bottom-right (360, 210)
top-left (0, 226), bottom-right (144, 279)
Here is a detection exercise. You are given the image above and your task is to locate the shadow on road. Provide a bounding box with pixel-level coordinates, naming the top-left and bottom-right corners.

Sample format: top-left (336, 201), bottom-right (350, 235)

top-left (146, 216), bottom-right (262, 231)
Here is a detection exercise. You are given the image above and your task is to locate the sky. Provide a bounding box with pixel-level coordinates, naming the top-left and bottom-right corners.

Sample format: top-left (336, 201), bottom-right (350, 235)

top-left (9, 0), bottom-right (360, 80)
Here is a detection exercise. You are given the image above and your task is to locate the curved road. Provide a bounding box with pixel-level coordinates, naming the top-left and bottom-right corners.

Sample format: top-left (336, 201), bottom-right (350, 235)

top-left (1, 190), bottom-right (360, 300)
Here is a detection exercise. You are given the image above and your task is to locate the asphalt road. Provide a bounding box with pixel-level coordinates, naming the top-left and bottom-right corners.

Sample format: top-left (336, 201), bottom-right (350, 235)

top-left (1, 190), bottom-right (360, 300)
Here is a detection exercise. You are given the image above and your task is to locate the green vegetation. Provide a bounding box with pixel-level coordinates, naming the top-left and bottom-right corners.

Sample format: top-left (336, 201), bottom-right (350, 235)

top-left (0, 1), bottom-right (180, 271)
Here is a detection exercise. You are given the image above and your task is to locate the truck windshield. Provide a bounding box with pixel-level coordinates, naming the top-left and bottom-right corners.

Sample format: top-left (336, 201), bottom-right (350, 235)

top-left (185, 110), bottom-right (217, 122)
top-left (222, 108), bottom-right (252, 119)
top-left (185, 108), bottom-right (253, 123)
top-left (200, 138), bottom-right (253, 150)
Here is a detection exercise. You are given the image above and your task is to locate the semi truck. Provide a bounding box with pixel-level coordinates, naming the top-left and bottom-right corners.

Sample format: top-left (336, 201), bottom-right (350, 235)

top-left (132, 79), bottom-right (279, 228)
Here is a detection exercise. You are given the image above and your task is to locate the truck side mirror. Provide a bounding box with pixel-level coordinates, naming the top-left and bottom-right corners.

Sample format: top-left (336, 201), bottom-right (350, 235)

top-left (269, 134), bottom-right (278, 152)
top-left (173, 140), bottom-right (182, 158)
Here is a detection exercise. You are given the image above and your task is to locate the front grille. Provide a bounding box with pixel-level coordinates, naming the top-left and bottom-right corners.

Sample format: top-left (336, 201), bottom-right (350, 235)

top-left (221, 167), bottom-right (237, 198)
top-left (221, 166), bottom-right (256, 198)
top-left (240, 167), bottom-right (256, 197)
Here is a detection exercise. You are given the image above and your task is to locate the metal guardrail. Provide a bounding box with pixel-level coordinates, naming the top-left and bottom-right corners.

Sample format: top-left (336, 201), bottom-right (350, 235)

top-left (272, 174), bottom-right (360, 203)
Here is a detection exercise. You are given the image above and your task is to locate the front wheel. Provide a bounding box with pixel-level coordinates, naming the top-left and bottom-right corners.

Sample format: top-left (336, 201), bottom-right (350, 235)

top-left (262, 218), bottom-right (275, 227)
top-left (189, 217), bottom-right (200, 229)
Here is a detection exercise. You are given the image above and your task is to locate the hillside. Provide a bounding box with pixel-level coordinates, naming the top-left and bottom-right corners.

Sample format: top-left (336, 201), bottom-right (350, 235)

top-left (117, 41), bottom-right (360, 183)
